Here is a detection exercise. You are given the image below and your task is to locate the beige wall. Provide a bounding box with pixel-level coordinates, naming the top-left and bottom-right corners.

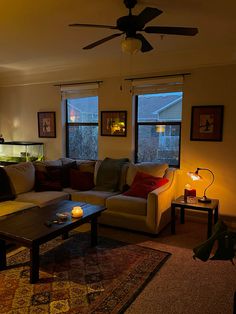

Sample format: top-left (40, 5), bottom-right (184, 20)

top-left (0, 84), bottom-right (63, 160)
top-left (0, 64), bottom-right (236, 217)
top-left (179, 64), bottom-right (236, 218)
top-left (98, 78), bottom-right (133, 160)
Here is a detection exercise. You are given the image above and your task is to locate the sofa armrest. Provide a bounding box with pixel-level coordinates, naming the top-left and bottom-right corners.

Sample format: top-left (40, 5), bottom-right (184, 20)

top-left (146, 168), bottom-right (177, 233)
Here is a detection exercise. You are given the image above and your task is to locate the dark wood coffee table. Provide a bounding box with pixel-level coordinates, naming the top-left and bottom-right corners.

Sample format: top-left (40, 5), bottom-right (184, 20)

top-left (0, 200), bottom-right (106, 283)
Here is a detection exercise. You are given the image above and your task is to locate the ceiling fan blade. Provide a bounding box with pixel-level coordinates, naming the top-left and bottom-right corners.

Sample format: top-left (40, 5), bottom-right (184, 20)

top-left (69, 23), bottom-right (117, 30)
top-left (83, 33), bottom-right (123, 49)
top-left (135, 33), bottom-right (153, 52)
top-left (138, 7), bottom-right (163, 25)
top-left (144, 26), bottom-right (198, 36)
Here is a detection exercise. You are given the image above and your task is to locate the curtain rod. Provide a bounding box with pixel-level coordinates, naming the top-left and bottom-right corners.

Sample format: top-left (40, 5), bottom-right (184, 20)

top-left (124, 73), bottom-right (191, 81)
top-left (54, 80), bottom-right (103, 87)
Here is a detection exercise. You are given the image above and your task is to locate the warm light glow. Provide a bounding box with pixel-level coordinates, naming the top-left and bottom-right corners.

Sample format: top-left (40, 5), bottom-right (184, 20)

top-left (121, 37), bottom-right (142, 54)
top-left (188, 171), bottom-right (202, 181)
top-left (69, 109), bottom-right (76, 122)
top-left (155, 125), bottom-right (165, 133)
top-left (71, 206), bottom-right (83, 218)
top-left (13, 118), bottom-right (20, 128)
top-left (111, 121), bottom-right (125, 134)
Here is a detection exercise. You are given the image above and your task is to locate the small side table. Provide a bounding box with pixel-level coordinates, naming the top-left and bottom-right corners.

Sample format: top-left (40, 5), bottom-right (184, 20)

top-left (171, 195), bottom-right (219, 238)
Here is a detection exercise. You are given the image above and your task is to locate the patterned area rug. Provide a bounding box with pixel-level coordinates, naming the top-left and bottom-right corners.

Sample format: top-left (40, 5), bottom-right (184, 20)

top-left (0, 232), bottom-right (170, 313)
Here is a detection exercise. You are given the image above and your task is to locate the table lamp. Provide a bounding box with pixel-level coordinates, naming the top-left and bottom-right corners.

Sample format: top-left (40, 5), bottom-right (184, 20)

top-left (188, 167), bottom-right (215, 203)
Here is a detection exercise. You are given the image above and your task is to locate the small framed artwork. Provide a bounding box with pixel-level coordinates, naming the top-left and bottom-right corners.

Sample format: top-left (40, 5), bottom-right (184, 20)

top-left (101, 111), bottom-right (127, 136)
top-left (38, 111), bottom-right (56, 138)
top-left (190, 105), bottom-right (224, 141)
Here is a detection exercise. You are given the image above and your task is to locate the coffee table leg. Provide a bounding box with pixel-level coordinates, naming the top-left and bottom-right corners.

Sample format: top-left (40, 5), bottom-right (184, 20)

top-left (0, 239), bottom-right (6, 270)
top-left (91, 217), bottom-right (98, 247)
top-left (30, 244), bottom-right (39, 284)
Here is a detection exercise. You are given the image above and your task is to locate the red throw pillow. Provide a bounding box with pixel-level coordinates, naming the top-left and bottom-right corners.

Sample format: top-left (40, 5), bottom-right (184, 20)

top-left (70, 169), bottom-right (95, 191)
top-left (123, 171), bottom-right (169, 199)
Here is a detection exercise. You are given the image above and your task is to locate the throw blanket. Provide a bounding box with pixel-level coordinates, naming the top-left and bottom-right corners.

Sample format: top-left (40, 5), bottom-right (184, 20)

top-left (95, 157), bottom-right (129, 192)
top-left (0, 167), bottom-right (15, 202)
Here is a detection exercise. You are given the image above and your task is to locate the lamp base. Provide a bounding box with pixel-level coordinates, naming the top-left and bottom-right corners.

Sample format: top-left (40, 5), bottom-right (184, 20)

top-left (198, 196), bottom-right (212, 203)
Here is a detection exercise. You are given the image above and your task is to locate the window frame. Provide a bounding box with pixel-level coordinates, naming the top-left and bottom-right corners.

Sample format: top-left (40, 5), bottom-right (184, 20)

top-left (134, 95), bottom-right (182, 168)
top-left (65, 99), bottom-right (99, 159)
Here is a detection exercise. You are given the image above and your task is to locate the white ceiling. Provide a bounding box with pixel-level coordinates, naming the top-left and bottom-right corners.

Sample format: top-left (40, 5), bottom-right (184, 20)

top-left (0, 0), bottom-right (236, 85)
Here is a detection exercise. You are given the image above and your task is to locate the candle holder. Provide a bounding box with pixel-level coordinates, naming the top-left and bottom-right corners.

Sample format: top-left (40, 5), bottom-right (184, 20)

top-left (71, 206), bottom-right (84, 218)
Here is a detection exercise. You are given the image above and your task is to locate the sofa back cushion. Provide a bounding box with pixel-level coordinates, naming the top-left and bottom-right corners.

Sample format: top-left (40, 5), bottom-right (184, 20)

top-left (34, 160), bottom-right (77, 188)
top-left (77, 160), bottom-right (96, 173)
top-left (126, 162), bottom-right (168, 186)
top-left (43, 159), bottom-right (62, 167)
top-left (94, 160), bottom-right (129, 192)
top-left (61, 158), bottom-right (95, 174)
top-left (5, 162), bottom-right (35, 194)
top-left (94, 157), bottom-right (129, 192)
top-left (0, 167), bottom-right (15, 201)
top-left (35, 166), bottom-right (63, 192)
top-left (70, 169), bottom-right (95, 191)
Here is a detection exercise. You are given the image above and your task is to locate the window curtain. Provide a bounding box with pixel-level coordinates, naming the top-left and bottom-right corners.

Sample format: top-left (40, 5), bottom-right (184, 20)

top-left (131, 75), bottom-right (184, 95)
top-left (60, 82), bottom-right (101, 100)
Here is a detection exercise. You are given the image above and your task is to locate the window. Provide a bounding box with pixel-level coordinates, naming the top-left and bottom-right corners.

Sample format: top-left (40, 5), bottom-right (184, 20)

top-left (135, 91), bottom-right (182, 167)
top-left (66, 96), bottom-right (98, 159)
top-left (61, 82), bottom-right (100, 160)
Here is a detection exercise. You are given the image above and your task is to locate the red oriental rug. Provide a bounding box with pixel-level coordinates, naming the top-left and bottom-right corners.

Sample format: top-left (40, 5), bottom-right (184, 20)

top-left (0, 232), bottom-right (170, 313)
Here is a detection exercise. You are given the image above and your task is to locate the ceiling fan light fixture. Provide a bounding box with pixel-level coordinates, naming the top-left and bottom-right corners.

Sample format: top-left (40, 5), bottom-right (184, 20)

top-left (121, 37), bottom-right (142, 54)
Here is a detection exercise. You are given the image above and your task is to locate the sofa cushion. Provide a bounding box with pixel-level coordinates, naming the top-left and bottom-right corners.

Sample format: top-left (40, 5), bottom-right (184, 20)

top-left (126, 162), bottom-right (168, 186)
top-left (94, 157), bottom-right (129, 192)
top-left (70, 190), bottom-right (119, 206)
top-left (4, 162), bottom-right (35, 195)
top-left (15, 191), bottom-right (69, 207)
top-left (43, 159), bottom-right (63, 167)
top-left (61, 158), bottom-right (96, 173)
top-left (0, 167), bottom-right (15, 202)
top-left (78, 161), bottom-right (96, 173)
top-left (0, 201), bottom-right (36, 217)
top-left (106, 194), bottom-right (147, 216)
top-left (94, 160), bottom-right (102, 184)
top-left (35, 167), bottom-right (63, 191)
top-left (70, 169), bottom-right (95, 190)
top-left (34, 161), bottom-right (77, 190)
top-left (123, 171), bottom-right (169, 199)
top-left (60, 157), bottom-right (76, 165)
top-left (61, 161), bottom-right (77, 187)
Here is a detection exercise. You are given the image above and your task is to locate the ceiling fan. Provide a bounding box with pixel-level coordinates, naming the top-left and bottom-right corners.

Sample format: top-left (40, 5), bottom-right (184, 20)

top-left (69, 0), bottom-right (198, 53)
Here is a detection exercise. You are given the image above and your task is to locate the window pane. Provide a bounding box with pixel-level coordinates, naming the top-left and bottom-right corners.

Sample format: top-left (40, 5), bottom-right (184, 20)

top-left (67, 97), bottom-right (98, 123)
top-left (68, 125), bottom-right (98, 160)
top-left (138, 92), bottom-right (182, 122)
top-left (137, 124), bottom-right (180, 166)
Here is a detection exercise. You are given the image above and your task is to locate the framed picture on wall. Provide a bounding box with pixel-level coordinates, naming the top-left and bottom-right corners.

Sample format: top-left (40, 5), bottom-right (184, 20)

top-left (38, 111), bottom-right (56, 138)
top-left (101, 111), bottom-right (127, 136)
top-left (190, 105), bottom-right (224, 141)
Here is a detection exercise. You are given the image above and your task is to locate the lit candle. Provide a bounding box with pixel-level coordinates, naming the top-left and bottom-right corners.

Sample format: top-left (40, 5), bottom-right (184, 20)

top-left (71, 206), bottom-right (83, 218)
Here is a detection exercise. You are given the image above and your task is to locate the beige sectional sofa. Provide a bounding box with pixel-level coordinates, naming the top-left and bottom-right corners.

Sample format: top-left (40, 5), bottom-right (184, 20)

top-left (0, 158), bottom-right (177, 234)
